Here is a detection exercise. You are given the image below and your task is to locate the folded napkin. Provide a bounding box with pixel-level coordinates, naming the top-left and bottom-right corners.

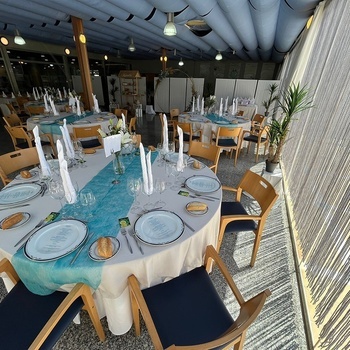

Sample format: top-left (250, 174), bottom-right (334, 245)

top-left (33, 87), bottom-right (37, 100)
top-left (49, 97), bottom-right (59, 116)
top-left (18, 92), bottom-right (22, 97)
top-left (93, 94), bottom-right (101, 114)
top-left (231, 98), bottom-right (236, 116)
top-left (57, 139), bottom-right (77, 204)
top-left (192, 96), bottom-right (195, 113)
top-left (103, 134), bottom-right (121, 157)
top-left (63, 86), bottom-right (67, 99)
top-left (33, 126), bottom-right (51, 178)
top-left (176, 125), bottom-right (184, 172)
top-left (76, 97), bottom-right (81, 116)
top-left (197, 95), bottom-right (200, 111)
top-left (26, 91), bottom-right (31, 98)
top-left (121, 113), bottom-right (126, 129)
top-left (44, 94), bottom-right (49, 112)
top-left (140, 143), bottom-right (153, 195)
top-left (11, 92), bottom-right (15, 98)
top-left (2, 91), bottom-right (6, 98)
top-left (162, 114), bottom-right (168, 152)
top-left (201, 97), bottom-right (204, 115)
top-left (57, 88), bottom-right (62, 101)
top-left (219, 98), bottom-right (223, 116)
top-left (224, 97), bottom-right (228, 112)
top-left (59, 119), bottom-right (75, 159)
top-left (69, 97), bottom-right (75, 106)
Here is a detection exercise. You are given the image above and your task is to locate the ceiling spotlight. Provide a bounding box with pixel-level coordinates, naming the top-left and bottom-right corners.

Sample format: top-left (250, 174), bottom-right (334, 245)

top-left (104, 55), bottom-right (108, 60)
top-left (232, 50), bottom-right (236, 55)
top-left (215, 51), bottom-right (222, 61)
top-left (64, 48), bottom-right (71, 55)
top-left (14, 29), bottom-right (26, 45)
top-left (128, 37), bottom-right (136, 52)
top-left (79, 34), bottom-right (86, 44)
top-left (0, 36), bottom-right (9, 46)
top-left (164, 13), bottom-right (177, 36)
top-left (178, 58), bottom-right (184, 66)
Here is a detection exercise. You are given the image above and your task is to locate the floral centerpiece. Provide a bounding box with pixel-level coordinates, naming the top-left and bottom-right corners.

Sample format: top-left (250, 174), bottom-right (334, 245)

top-left (98, 118), bottom-right (132, 174)
top-left (205, 95), bottom-right (216, 113)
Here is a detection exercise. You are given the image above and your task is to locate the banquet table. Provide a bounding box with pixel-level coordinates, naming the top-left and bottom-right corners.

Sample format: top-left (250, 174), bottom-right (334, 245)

top-left (0, 149), bottom-right (222, 335)
top-left (179, 113), bottom-right (251, 147)
top-left (24, 100), bottom-right (68, 113)
top-left (26, 111), bottom-right (117, 142)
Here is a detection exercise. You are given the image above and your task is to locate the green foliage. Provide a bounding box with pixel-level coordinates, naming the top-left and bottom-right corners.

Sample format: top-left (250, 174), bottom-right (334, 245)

top-left (262, 83), bottom-right (279, 115)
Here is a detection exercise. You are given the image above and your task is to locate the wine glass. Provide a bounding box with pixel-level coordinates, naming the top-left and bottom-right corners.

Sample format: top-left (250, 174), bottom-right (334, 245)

top-left (141, 179), bottom-right (154, 211)
top-left (79, 189), bottom-right (96, 219)
top-left (48, 180), bottom-right (65, 209)
top-left (168, 163), bottom-right (181, 191)
top-left (127, 177), bottom-right (142, 214)
top-left (156, 142), bottom-right (164, 166)
top-left (155, 178), bottom-right (166, 208)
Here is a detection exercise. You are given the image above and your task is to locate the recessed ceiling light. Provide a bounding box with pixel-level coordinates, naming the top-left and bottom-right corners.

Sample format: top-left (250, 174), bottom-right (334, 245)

top-left (0, 36), bottom-right (9, 46)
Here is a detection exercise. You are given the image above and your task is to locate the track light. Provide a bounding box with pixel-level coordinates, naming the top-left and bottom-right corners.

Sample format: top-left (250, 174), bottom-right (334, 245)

top-left (128, 37), bottom-right (136, 52)
top-left (164, 13), bottom-right (177, 36)
top-left (178, 58), bottom-right (184, 66)
top-left (14, 29), bottom-right (26, 45)
top-left (0, 36), bottom-right (9, 46)
top-left (215, 51), bottom-right (222, 61)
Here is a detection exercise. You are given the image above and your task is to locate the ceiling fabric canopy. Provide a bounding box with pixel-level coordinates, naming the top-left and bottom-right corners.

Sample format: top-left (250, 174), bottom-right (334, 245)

top-left (0, 0), bottom-right (321, 62)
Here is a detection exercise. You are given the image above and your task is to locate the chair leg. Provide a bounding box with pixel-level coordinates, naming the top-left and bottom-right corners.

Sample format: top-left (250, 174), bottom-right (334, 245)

top-left (233, 330), bottom-right (247, 350)
top-left (255, 144), bottom-right (259, 163)
top-left (250, 232), bottom-right (262, 267)
top-left (129, 286), bottom-right (141, 336)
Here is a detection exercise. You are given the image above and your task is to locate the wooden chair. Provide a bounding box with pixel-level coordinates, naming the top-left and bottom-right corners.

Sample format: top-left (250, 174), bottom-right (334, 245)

top-left (114, 108), bottom-right (128, 119)
top-left (243, 125), bottom-right (269, 162)
top-left (173, 122), bottom-right (202, 150)
top-left (212, 127), bottom-right (242, 167)
top-left (218, 170), bottom-right (279, 267)
top-left (0, 148), bottom-right (40, 186)
top-left (237, 110), bottom-right (244, 116)
top-left (26, 105), bottom-right (45, 116)
top-left (188, 142), bottom-right (220, 174)
top-left (128, 245), bottom-right (271, 350)
top-left (0, 258), bottom-right (105, 350)
top-left (72, 125), bottom-right (103, 149)
top-left (3, 113), bottom-right (25, 127)
top-left (170, 108), bottom-right (180, 120)
top-left (251, 113), bottom-right (266, 125)
top-left (4, 125), bottom-right (57, 158)
top-left (129, 116), bottom-right (137, 133)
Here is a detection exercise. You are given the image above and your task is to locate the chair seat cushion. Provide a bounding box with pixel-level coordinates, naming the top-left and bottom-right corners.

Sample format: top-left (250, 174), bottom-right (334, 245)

top-left (0, 281), bottom-right (84, 350)
top-left (142, 266), bottom-right (234, 348)
top-left (175, 134), bottom-right (200, 142)
top-left (213, 138), bottom-right (237, 147)
top-left (243, 135), bottom-right (267, 143)
top-left (221, 201), bottom-right (258, 232)
top-left (80, 138), bottom-right (101, 149)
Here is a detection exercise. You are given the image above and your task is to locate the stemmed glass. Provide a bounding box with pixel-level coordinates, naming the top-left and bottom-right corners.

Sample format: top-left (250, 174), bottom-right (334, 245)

top-left (74, 140), bottom-right (86, 168)
top-left (79, 189), bottom-right (96, 219)
top-left (168, 163), bottom-right (181, 191)
top-left (48, 180), bottom-right (65, 210)
top-left (141, 179), bottom-right (154, 211)
top-left (155, 178), bottom-right (166, 208)
top-left (156, 142), bottom-right (164, 167)
top-left (127, 177), bottom-right (142, 214)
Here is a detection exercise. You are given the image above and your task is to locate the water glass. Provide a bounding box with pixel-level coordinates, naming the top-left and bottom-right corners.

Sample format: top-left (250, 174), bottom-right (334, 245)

top-left (79, 189), bottom-right (96, 219)
top-left (155, 178), bottom-right (166, 208)
top-left (48, 180), bottom-right (65, 209)
top-left (127, 177), bottom-right (142, 214)
top-left (141, 179), bottom-right (154, 211)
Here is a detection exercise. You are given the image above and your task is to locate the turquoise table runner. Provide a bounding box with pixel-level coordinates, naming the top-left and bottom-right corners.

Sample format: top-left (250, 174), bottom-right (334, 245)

top-left (39, 111), bottom-right (94, 135)
top-left (205, 113), bottom-right (230, 123)
top-left (12, 151), bottom-right (157, 295)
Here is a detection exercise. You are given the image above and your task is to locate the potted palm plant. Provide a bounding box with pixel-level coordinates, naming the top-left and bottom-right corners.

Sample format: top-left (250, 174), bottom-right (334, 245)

top-left (262, 83), bottom-right (279, 117)
top-left (266, 82), bottom-right (314, 173)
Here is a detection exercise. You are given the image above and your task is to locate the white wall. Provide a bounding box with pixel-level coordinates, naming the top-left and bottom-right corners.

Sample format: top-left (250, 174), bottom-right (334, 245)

top-left (72, 75), bottom-right (105, 105)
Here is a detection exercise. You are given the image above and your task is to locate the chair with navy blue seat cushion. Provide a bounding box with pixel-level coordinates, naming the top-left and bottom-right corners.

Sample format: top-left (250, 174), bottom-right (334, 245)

top-left (0, 258), bottom-right (105, 350)
top-left (243, 124), bottom-right (269, 162)
top-left (212, 127), bottom-right (242, 167)
top-left (128, 245), bottom-right (271, 350)
top-left (173, 121), bottom-right (202, 150)
top-left (218, 170), bottom-right (278, 267)
top-left (72, 125), bottom-right (103, 150)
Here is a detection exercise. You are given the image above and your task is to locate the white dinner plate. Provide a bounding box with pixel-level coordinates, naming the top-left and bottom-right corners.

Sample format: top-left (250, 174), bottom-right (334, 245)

top-left (185, 202), bottom-right (208, 216)
top-left (24, 219), bottom-right (88, 262)
top-left (215, 120), bottom-right (229, 125)
top-left (0, 183), bottom-right (42, 205)
top-left (89, 236), bottom-right (120, 262)
top-left (185, 175), bottom-right (221, 194)
top-left (165, 153), bottom-right (190, 164)
top-left (15, 170), bottom-right (38, 181)
top-left (134, 210), bottom-right (184, 246)
top-left (73, 120), bottom-right (90, 124)
top-left (0, 212), bottom-right (31, 230)
top-left (40, 120), bottom-right (56, 125)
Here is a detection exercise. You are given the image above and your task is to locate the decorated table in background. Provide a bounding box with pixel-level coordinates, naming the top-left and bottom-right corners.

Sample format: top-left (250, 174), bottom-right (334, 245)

top-left (26, 111), bottom-right (117, 142)
top-left (0, 149), bottom-right (222, 335)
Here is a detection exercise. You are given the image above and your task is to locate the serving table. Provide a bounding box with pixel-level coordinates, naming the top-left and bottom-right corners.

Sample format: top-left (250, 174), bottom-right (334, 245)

top-left (0, 150), bottom-right (221, 335)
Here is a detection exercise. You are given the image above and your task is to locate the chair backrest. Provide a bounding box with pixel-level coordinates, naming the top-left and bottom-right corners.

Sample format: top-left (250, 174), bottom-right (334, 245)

top-left (114, 108), bottom-right (128, 118)
top-left (6, 103), bottom-right (17, 114)
top-left (0, 148), bottom-right (39, 186)
top-left (175, 122), bottom-right (192, 134)
top-left (73, 125), bottom-right (103, 149)
top-left (188, 142), bottom-right (220, 174)
top-left (252, 114), bottom-right (266, 125)
top-left (16, 96), bottom-right (29, 109)
top-left (237, 170), bottom-right (278, 217)
top-left (170, 108), bottom-right (180, 120)
top-left (26, 105), bottom-right (45, 116)
top-left (215, 127), bottom-right (242, 149)
top-left (3, 113), bottom-right (23, 127)
top-left (129, 116), bottom-right (137, 133)
top-left (4, 125), bottom-right (33, 149)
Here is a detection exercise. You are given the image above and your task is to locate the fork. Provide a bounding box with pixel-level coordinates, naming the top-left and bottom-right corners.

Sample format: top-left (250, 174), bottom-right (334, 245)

top-left (121, 227), bottom-right (133, 253)
top-left (14, 218), bottom-right (46, 248)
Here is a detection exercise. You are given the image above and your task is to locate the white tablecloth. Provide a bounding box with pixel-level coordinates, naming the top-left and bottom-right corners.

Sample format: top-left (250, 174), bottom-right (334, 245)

top-left (0, 151), bottom-right (221, 335)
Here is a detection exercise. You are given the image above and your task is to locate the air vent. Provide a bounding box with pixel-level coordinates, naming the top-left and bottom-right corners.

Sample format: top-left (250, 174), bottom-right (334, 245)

top-left (185, 19), bottom-right (212, 37)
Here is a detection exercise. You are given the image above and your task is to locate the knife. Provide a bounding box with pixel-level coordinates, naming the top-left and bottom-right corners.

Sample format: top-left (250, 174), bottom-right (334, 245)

top-left (129, 229), bottom-right (144, 255)
top-left (0, 203), bottom-right (30, 211)
top-left (70, 231), bottom-right (94, 265)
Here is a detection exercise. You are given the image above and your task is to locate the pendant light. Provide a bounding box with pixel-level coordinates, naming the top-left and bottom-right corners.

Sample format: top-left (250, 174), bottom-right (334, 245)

top-left (178, 58), bottom-right (184, 66)
top-left (14, 29), bottom-right (26, 45)
top-left (128, 37), bottom-right (136, 52)
top-left (163, 13), bottom-right (177, 36)
top-left (215, 51), bottom-right (222, 61)
top-left (0, 36), bottom-right (9, 46)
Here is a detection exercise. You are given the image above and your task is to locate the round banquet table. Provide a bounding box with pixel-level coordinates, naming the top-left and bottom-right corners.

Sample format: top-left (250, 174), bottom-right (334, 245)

top-left (0, 150), bottom-right (221, 335)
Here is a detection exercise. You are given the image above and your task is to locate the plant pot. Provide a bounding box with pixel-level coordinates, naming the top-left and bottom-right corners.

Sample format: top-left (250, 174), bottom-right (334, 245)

top-left (265, 160), bottom-right (279, 173)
